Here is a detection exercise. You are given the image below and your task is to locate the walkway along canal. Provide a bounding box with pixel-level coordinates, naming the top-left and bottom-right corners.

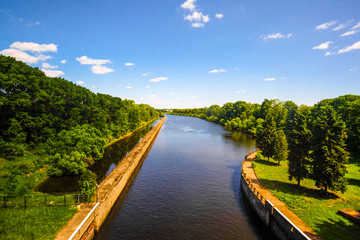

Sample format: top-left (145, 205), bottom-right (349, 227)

top-left (95, 115), bottom-right (276, 239)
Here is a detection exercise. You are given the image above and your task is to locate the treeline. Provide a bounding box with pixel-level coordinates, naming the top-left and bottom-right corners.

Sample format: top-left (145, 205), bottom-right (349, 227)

top-left (0, 55), bottom-right (161, 178)
top-left (171, 95), bottom-right (360, 193)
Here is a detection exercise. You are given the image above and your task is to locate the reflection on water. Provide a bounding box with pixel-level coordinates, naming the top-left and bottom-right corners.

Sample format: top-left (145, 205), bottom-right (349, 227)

top-left (90, 125), bottom-right (153, 183)
top-left (96, 115), bottom-right (275, 240)
top-left (36, 124), bottom-right (153, 193)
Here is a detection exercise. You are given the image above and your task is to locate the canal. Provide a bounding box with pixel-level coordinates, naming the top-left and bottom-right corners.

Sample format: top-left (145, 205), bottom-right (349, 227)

top-left (95, 114), bottom-right (275, 239)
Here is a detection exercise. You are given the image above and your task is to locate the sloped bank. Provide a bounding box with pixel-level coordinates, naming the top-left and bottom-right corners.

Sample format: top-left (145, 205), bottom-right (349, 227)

top-left (58, 116), bottom-right (166, 240)
top-left (241, 151), bottom-right (320, 240)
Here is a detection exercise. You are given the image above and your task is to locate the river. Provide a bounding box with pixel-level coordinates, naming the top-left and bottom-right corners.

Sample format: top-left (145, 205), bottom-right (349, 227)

top-left (95, 114), bottom-right (275, 239)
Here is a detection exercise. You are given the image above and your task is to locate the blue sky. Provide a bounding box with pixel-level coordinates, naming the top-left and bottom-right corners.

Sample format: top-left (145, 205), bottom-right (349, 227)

top-left (1, 0), bottom-right (359, 108)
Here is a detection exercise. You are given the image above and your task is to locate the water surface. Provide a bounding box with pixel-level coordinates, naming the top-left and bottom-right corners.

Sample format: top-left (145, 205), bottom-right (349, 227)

top-left (96, 115), bottom-right (274, 239)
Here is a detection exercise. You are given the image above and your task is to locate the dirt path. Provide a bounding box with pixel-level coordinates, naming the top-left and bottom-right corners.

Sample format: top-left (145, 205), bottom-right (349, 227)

top-left (243, 152), bottom-right (321, 240)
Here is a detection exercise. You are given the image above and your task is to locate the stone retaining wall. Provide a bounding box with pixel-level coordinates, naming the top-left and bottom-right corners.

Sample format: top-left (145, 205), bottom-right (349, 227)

top-left (241, 157), bottom-right (312, 240)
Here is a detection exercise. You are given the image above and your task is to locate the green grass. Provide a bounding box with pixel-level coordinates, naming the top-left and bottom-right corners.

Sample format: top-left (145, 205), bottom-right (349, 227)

top-left (0, 205), bottom-right (78, 240)
top-left (252, 154), bottom-right (360, 240)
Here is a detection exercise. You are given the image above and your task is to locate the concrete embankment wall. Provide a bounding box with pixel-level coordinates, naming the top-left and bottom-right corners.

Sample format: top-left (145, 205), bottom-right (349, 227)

top-left (241, 155), bottom-right (312, 240)
top-left (69, 116), bottom-right (166, 240)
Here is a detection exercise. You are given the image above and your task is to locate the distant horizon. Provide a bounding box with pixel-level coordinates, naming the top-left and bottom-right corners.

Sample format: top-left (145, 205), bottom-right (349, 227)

top-left (1, 0), bottom-right (359, 109)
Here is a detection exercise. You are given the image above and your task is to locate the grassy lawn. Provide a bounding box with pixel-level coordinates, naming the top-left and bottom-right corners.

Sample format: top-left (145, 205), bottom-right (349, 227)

top-left (252, 153), bottom-right (360, 240)
top-left (0, 205), bottom-right (78, 240)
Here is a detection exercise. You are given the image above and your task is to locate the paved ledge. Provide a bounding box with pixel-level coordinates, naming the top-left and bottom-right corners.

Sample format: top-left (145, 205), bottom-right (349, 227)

top-left (338, 208), bottom-right (360, 224)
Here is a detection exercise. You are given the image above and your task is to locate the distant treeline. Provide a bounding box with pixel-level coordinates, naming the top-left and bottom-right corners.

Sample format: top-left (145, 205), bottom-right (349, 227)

top-left (170, 95), bottom-right (360, 192)
top-left (0, 55), bottom-right (162, 177)
top-left (170, 96), bottom-right (360, 152)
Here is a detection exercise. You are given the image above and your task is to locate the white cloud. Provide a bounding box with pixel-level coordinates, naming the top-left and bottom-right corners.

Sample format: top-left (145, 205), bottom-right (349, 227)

top-left (41, 69), bottom-right (64, 78)
top-left (315, 20), bottom-right (337, 30)
top-left (234, 90), bottom-right (247, 94)
top-left (181, 0), bottom-right (210, 28)
top-left (150, 77), bottom-right (168, 82)
top-left (338, 41), bottom-right (360, 54)
top-left (92, 85), bottom-right (96, 89)
top-left (181, 0), bottom-right (196, 11)
top-left (10, 41), bottom-right (57, 52)
top-left (76, 81), bottom-right (84, 85)
top-left (91, 65), bottom-right (114, 74)
top-left (312, 41), bottom-right (333, 50)
top-left (76, 56), bottom-right (111, 65)
top-left (0, 48), bottom-right (51, 63)
top-left (352, 21), bottom-right (360, 30)
top-left (42, 62), bottom-right (58, 69)
top-left (262, 33), bottom-right (292, 40)
top-left (215, 13), bottom-right (223, 19)
top-left (125, 62), bottom-right (135, 66)
top-left (76, 56), bottom-right (113, 74)
top-left (185, 11), bottom-right (202, 21)
top-left (209, 69), bottom-right (227, 74)
top-left (168, 92), bottom-right (174, 95)
top-left (341, 30), bottom-right (359, 37)
top-left (27, 21), bottom-right (40, 27)
top-left (126, 86), bottom-right (133, 89)
top-left (192, 96), bottom-right (199, 100)
top-left (264, 77), bottom-right (276, 81)
top-left (192, 22), bottom-right (205, 28)
top-left (202, 15), bottom-right (210, 23)
top-left (60, 59), bottom-right (66, 64)
top-left (324, 52), bottom-right (332, 56)
top-left (142, 72), bottom-right (151, 76)
top-left (333, 24), bottom-right (345, 31)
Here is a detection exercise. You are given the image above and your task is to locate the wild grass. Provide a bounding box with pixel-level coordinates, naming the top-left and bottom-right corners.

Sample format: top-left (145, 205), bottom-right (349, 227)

top-left (0, 205), bottom-right (78, 240)
top-left (252, 153), bottom-right (360, 240)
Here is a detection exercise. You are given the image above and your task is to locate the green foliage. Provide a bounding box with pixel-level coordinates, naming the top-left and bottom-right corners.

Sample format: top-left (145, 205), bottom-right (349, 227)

top-left (0, 55), bottom-right (160, 177)
top-left (287, 108), bottom-right (312, 186)
top-left (311, 104), bottom-right (349, 193)
top-left (0, 166), bottom-right (31, 198)
top-left (256, 114), bottom-right (277, 161)
top-left (79, 169), bottom-right (97, 202)
top-left (273, 130), bottom-right (288, 164)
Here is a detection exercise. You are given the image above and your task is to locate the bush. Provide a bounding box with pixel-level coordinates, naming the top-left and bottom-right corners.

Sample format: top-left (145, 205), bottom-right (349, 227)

top-left (79, 170), bottom-right (97, 202)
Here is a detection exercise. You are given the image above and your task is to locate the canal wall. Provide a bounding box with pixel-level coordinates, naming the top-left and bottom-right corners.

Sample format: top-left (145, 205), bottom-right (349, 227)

top-left (67, 116), bottom-right (166, 240)
top-left (241, 152), bottom-right (319, 240)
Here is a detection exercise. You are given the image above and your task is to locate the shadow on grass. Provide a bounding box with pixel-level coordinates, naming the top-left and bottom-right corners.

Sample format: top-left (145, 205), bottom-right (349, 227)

top-left (260, 179), bottom-right (339, 200)
top-left (314, 217), bottom-right (360, 240)
top-left (254, 159), bottom-right (279, 167)
top-left (347, 178), bottom-right (360, 187)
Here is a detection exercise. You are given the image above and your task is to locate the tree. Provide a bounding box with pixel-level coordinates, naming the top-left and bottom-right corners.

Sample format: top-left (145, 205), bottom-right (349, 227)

top-left (311, 105), bottom-right (348, 193)
top-left (287, 110), bottom-right (311, 186)
top-left (273, 130), bottom-right (288, 165)
top-left (79, 169), bottom-right (97, 202)
top-left (257, 114), bottom-right (277, 161)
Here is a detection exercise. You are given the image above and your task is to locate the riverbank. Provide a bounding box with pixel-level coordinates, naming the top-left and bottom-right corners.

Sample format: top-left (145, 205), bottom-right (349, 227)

top-left (104, 118), bottom-right (160, 148)
top-left (55, 116), bottom-right (166, 240)
top-left (241, 152), bottom-right (320, 240)
top-left (252, 153), bottom-right (360, 240)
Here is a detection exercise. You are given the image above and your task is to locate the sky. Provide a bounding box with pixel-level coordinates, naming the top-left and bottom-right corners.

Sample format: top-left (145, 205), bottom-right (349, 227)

top-left (1, 0), bottom-right (360, 109)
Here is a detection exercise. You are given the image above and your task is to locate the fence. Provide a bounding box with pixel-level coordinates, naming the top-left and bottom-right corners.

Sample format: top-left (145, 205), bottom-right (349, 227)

top-left (0, 192), bottom-right (95, 208)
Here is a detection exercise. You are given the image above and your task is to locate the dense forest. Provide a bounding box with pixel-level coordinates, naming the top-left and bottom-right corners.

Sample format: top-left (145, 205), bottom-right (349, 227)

top-left (171, 95), bottom-right (360, 192)
top-left (0, 55), bottom-right (161, 197)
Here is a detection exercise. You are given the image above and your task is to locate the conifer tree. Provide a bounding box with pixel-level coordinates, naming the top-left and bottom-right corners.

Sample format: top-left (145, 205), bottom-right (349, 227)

top-left (273, 130), bottom-right (288, 165)
top-left (257, 114), bottom-right (277, 161)
top-left (311, 105), bottom-right (348, 193)
top-left (287, 110), bottom-right (311, 186)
